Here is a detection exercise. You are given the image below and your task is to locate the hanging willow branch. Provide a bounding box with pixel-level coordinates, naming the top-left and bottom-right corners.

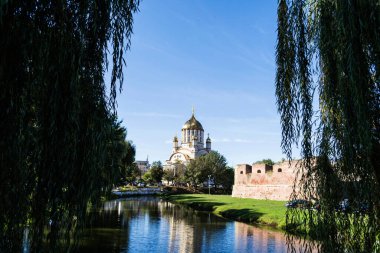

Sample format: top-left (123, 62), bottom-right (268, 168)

top-left (276, 0), bottom-right (380, 252)
top-left (0, 1), bottom-right (139, 252)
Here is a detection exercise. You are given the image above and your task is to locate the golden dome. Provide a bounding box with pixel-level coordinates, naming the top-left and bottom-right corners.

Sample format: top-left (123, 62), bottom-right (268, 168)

top-left (182, 114), bottom-right (204, 130)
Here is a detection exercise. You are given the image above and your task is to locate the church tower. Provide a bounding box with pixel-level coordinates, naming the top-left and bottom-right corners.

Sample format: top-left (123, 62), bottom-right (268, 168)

top-left (206, 133), bottom-right (211, 151)
top-left (164, 108), bottom-right (213, 169)
top-left (173, 135), bottom-right (179, 152)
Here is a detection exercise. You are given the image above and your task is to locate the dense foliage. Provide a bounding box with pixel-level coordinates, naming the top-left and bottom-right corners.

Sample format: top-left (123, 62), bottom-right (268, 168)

top-left (107, 120), bottom-right (136, 186)
top-left (120, 141), bottom-right (139, 184)
top-left (163, 161), bottom-right (186, 185)
top-left (142, 161), bottom-right (163, 184)
top-left (276, 0), bottom-right (379, 252)
top-left (0, 1), bottom-right (139, 252)
top-left (254, 159), bottom-right (275, 166)
top-left (123, 163), bottom-right (140, 184)
top-left (184, 151), bottom-right (234, 192)
top-left (149, 161), bottom-right (164, 184)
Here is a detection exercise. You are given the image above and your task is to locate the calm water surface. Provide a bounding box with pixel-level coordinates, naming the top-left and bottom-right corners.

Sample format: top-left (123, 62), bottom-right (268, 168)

top-left (76, 197), bottom-right (303, 253)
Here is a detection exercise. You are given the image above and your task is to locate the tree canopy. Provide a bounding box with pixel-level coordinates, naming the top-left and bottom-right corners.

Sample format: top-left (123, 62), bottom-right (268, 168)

top-left (124, 163), bottom-right (140, 184)
top-left (276, 0), bottom-right (379, 252)
top-left (149, 161), bottom-right (164, 184)
top-left (164, 160), bottom-right (186, 185)
top-left (184, 151), bottom-right (234, 192)
top-left (254, 159), bottom-right (275, 166)
top-left (143, 161), bottom-right (164, 184)
top-left (0, 1), bottom-right (139, 252)
top-left (120, 140), bottom-right (138, 184)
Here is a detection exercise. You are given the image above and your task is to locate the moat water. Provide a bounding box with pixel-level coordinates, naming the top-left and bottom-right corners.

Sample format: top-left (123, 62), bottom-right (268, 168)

top-left (72, 196), bottom-right (312, 253)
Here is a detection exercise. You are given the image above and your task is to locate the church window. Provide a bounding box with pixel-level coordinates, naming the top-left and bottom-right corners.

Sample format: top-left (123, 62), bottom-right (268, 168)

top-left (278, 168), bottom-right (282, 172)
top-left (240, 171), bottom-right (243, 174)
top-left (257, 170), bottom-right (261, 173)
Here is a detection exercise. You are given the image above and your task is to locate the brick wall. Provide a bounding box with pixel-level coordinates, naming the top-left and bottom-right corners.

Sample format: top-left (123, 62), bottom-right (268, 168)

top-left (232, 160), bottom-right (300, 201)
top-left (232, 184), bottom-right (294, 200)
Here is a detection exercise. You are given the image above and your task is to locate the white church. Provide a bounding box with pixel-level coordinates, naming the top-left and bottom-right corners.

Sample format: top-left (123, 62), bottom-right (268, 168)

top-left (164, 109), bottom-right (212, 169)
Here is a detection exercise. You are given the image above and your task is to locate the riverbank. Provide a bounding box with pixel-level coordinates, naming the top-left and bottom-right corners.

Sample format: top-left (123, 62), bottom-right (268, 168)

top-left (111, 186), bottom-right (200, 197)
top-left (165, 194), bottom-right (287, 229)
top-left (112, 187), bottom-right (163, 196)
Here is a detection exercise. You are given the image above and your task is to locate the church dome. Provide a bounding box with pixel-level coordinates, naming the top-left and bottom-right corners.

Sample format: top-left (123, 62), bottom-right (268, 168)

top-left (182, 114), bottom-right (204, 131)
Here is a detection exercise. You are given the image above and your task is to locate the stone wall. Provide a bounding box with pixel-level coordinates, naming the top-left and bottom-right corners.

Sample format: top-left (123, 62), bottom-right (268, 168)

top-left (232, 184), bottom-right (294, 200)
top-left (232, 160), bottom-right (300, 201)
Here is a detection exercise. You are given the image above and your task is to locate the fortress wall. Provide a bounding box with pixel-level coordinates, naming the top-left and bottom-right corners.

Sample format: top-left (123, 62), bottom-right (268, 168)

top-left (235, 164), bottom-right (252, 185)
top-left (232, 160), bottom-right (301, 201)
top-left (232, 184), bottom-right (294, 201)
top-left (248, 169), bottom-right (295, 185)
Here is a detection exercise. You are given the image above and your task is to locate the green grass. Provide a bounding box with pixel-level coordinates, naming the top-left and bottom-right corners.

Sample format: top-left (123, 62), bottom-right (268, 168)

top-left (165, 194), bottom-right (287, 229)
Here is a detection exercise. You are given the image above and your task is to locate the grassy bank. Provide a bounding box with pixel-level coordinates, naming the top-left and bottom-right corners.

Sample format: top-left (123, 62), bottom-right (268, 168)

top-left (165, 194), bottom-right (287, 229)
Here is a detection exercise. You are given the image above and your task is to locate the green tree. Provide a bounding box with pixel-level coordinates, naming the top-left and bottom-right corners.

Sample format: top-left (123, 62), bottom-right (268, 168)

top-left (149, 161), bottom-right (164, 184)
top-left (184, 159), bottom-right (205, 188)
top-left (0, 1), bottom-right (139, 252)
top-left (142, 171), bottom-right (153, 184)
top-left (163, 169), bottom-right (175, 185)
top-left (184, 151), bottom-right (233, 192)
top-left (276, 0), bottom-right (379, 252)
top-left (163, 161), bottom-right (186, 185)
top-left (172, 161), bottom-right (186, 185)
top-left (254, 159), bottom-right (275, 166)
top-left (120, 140), bottom-right (138, 184)
top-left (219, 166), bottom-right (235, 192)
top-left (105, 120), bottom-right (135, 186)
top-left (199, 151), bottom-right (229, 191)
top-left (124, 163), bottom-right (140, 184)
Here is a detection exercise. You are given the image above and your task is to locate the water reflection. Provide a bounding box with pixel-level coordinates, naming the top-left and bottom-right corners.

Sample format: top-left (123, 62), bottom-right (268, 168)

top-left (76, 197), bottom-right (313, 253)
top-left (235, 223), bottom-right (288, 252)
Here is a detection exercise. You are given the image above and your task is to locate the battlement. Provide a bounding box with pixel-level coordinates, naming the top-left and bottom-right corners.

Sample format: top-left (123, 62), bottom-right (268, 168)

top-left (232, 160), bottom-right (301, 200)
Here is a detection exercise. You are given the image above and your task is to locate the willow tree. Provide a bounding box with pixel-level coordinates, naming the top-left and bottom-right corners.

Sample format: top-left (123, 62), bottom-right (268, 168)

top-left (276, 0), bottom-right (379, 252)
top-left (0, 1), bottom-right (139, 252)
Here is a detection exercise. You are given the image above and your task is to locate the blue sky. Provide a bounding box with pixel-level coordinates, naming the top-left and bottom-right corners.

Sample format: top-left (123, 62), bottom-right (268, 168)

top-left (112, 1), bottom-right (285, 166)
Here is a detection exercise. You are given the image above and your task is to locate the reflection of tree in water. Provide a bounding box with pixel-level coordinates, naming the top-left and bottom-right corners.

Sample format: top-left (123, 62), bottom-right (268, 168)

top-left (235, 223), bottom-right (318, 253)
top-left (77, 197), bottom-right (230, 253)
top-left (158, 200), bottom-right (228, 253)
top-left (75, 202), bottom-right (130, 252)
top-left (76, 198), bottom-right (158, 252)
top-left (160, 201), bottom-right (204, 253)
top-left (78, 197), bottom-right (314, 253)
